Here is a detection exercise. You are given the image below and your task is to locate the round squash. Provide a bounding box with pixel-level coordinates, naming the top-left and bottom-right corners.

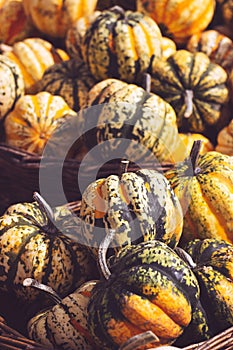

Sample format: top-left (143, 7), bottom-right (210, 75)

top-left (81, 6), bottom-right (162, 83)
top-left (165, 140), bottom-right (233, 245)
top-left (0, 54), bottom-right (24, 120)
top-left (39, 58), bottom-right (97, 112)
top-left (0, 193), bottom-right (99, 304)
top-left (25, 278), bottom-right (98, 350)
top-left (87, 238), bottom-right (200, 349)
top-left (136, 0), bottom-right (215, 45)
top-left (187, 29), bottom-right (233, 75)
top-left (79, 78), bottom-right (180, 163)
top-left (80, 167), bottom-right (183, 257)
top-left (22, 0), bottom-right (98, 38)
top-left (4, 91), bottom-right (77, 155)
top-left (215, 118), bottom-right (233, 156)
top-left (0, 37), bottom-right (69, 93)
top-left (150, 50), bottom-right (229, 133)
top-left (161, 37), bottom-right (176, 60)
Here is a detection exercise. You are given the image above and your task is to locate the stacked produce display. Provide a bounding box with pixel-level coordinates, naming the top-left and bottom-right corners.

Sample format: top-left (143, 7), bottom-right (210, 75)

top-left (0, 0), bottom-right (233, 349)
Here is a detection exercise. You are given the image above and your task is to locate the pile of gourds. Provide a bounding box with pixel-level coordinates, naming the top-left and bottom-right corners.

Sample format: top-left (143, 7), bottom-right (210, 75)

top-left (0, 0), bottom-right (233, 349)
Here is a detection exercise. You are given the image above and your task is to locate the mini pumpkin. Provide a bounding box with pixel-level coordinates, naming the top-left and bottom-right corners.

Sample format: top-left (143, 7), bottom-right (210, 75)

top-left (0, 54), bottom-right (24, 120)
top-left (80, 77), bottom-right (180, 163)
top-left (0, 193), bottom-right (99, 303)
top-left (187, 29), bottom-right (233, 75)
top-left (39, 58), bottom-right (97, 112)
top-left (80, 166), bottom-right (183, 257)
top-left (22, 0), bottom-right (98, 38)
top-left (0, 37), bottom-right (69, 93)
top-left (81, 6), bottom-right (162, 83)
top-left (215, 118), bottom-right (233, 156)
top-left (136, 0), bottom-right (215, 45)
top-left (165, 140), bottom-right (233, 246)
top-left (4, 91), bottom-right (77, 155)
top-left (25, 278), bottom-right (98, 350)
top-left (150, 50), bottom-right (229, 133)
top-left (87, 236), bottom-right (200, 349)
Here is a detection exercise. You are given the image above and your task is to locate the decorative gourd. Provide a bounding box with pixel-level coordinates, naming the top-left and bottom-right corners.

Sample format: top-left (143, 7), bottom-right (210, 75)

top-left (187, 30), bottom-right (233, 74)
top-left (22, 0), bottom-right (98, 39)
top-left (39, 58), bottom-right (97, 112)
top-left (179, 238), bottom-right (233, 335)
top-left (80, 77), bottom-right (180, 163)
top-left (150, 50), bottom-right (229, 133)
top-left (80, 164), bottom-right (183, 257)
top-left (0, 54), bottom-right (24, 120)
top-left (25, 278), bottom-right (98, 350)
top-left (0, 0), bottom-right (37, 45)
top-left (0, 193), bottom-right (99, 303)
top-left (81, 6), bottom-right (162, 83)
top-left (0, 37), bottom-right (69, 93)
top-left (136, 0), bottom-right (215, 45)
top-left (165, 140), bottom-right (233, 246)
top-left (173, 133), bottom-right (214, 162)
top-left (4, 91), bottom-right (77, 156)
top-left (215, 118), bottom-right (233, 155)
top-left (65, 11), bottom-right (101, 59)
top-left (87, 234), bottom-right (200, 349)
top-left (161, 37), bottom-right (176, 60)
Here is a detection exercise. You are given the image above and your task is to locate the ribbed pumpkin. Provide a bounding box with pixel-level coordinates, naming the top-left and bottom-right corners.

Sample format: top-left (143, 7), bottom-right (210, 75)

top-left (80, 78), bottom-right (179, 163)
top-left (4, 91), bottom-right (76, 155)
top-left (165, 141), bottom-right (233, 246)
top-left (0, 37), bottom-right (69, 93)
top-left (39, 58), bottom-right (97, 112)
top-left (0, 54), bottom-right (24, 120)
top-left (65, 11), bottom-right (101, 59)
top-left (25, 279), bottom-right (98, 350)
top-left (187, 30), bottom-right (233, 75)
top-left (0, 0), bottom-right (37, 45)
top-left (150, 50), bottom-right (229, 133)
top-left (180, 238), bottom-right (233, 335)
top-left (81, 6), bottom-right (162, 83)
top-left (80, 167), bottom-right (183, 257)
top-left (0, 193), bottom-right (99, 303)
top-left (87, 237), bottom-right (200, 349)
top-left (136, 0), bottom-right (215, 45)
top-left (22, 0), bottom-right (98, 39)
top-left (215, 118), bottom-right (233, 156)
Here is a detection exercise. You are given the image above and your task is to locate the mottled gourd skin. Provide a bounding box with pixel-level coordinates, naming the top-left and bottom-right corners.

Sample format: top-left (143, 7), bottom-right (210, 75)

top-left (87, 240), bottom-right (200, 349)
top-left (136, 0), bottom-right (215, 45)
top-left (165, 151), bottom-right (233, 245)
top-left (80, 169), bottom-right (183, 257)
top-left (81, 8), bottom-right (162, 83)
top-left (150, 50), bottom-right (229, 133)
top-left (184, 238), bottom-right (233, 335)
top-left (27, 281), bottom-right (98, 350)
top-left (80, 78), bottom-right (179, 163)
top-left (0, 201), bottom-right (98, 303)
top-left (0, 54), bottom-right (25, 120)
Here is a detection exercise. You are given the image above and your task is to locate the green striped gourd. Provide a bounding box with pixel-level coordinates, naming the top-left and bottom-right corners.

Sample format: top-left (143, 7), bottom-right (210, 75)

top-left (150, 50), bottom-right (229, 133)
top-left (25, 279), bottom-right (98, 350)
top-left (80, 167), bottom-right (183, 257)
top-left (87, 237), bottom-right (200, 349)
top-left (0, 193), bottom-right (99, 303)
top-left (81, 6), bottom-right (162, 83)
top-left (165, 140), bottom-right (233, 246)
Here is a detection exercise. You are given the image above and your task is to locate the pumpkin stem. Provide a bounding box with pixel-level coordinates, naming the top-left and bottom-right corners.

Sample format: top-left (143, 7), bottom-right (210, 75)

top-left (119, 159), bottom-right (130, 178)
top-left (119, 331), bottom-right (159, 350)
top-left (33, 192), bottom-right (57, 234)
top-left (110, 5), bottom-right (125, 17)
top-left (98, 229), bottom-right (115, 280)
top-left (189, 140), bottom-right (203, 174)
top-left (23, 278), bottom-right (62, 304)
top-left (184, 90), bottom-right (194, 118)
top-left (141, 73), bottom-right (151, 93)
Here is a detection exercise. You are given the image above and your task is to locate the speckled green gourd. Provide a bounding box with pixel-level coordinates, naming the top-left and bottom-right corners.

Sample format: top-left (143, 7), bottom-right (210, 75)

top-left (87, 240), bottom-right (200, 349)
